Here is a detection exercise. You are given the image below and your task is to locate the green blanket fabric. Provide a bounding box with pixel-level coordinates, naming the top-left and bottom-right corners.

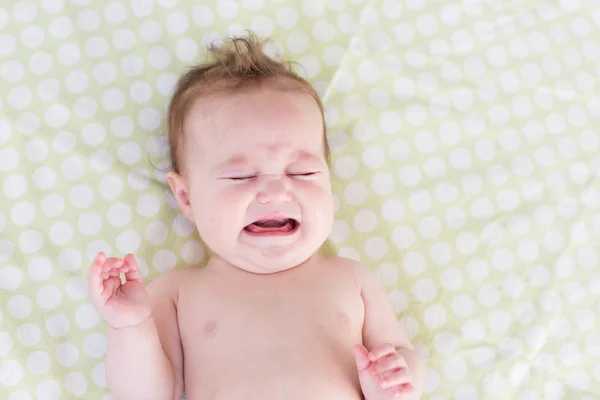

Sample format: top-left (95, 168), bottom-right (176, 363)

top-left (1, 0), bottom-right (600, 399)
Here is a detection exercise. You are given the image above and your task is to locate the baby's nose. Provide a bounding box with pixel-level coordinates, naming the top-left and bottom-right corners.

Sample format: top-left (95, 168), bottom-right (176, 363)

top-left (257, 176), bottom-right (291, 204)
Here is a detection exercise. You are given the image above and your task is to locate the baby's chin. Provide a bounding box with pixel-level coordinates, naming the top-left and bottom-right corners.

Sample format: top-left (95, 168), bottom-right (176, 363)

top-left (213, 241), bottom-right (319, 274)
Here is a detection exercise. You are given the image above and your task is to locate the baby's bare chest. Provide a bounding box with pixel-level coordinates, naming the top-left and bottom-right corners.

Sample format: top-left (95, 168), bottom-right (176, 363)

top-left (179, 268), bottom-right (364, 348)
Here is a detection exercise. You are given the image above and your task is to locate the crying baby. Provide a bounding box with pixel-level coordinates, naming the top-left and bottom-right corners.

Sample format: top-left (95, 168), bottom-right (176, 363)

top-left (87, 33), bottom-right (425, 400)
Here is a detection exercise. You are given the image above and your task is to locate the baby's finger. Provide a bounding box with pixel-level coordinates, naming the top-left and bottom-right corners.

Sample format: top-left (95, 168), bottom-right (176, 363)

top-left (88, 253), bottom-right (108, 303)
top-left (368, 343), bottom-right (396, 361)
top-left (123, 254), bottom-right (143, 283)
top-left (392, 383), bottom-right (415, 395)
top-left (100, 276), bottom-right (122, 303)
top-left (378, 368), bottom-right (412, 389)
top-left (102, 257), bottom-right (124, 273)
top-left (371, 354), bottom-right (407, 376)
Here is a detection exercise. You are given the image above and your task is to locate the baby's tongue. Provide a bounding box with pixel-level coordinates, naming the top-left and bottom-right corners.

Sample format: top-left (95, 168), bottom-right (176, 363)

top-left (246, 219), bottom-right (293, 233)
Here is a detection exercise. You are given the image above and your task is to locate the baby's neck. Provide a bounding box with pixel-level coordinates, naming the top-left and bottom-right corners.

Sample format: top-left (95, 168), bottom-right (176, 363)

top-left (205, 254), bottom-right (319, 276)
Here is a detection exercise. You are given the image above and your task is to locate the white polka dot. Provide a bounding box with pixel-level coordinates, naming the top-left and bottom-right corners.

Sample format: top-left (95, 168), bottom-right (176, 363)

top-left (398, 165), bottom-right (421, 187)
top-left (0, 360), bottom-right (23, 387)
top-left (134, 193), bottom-right (160, 218)
top-left (138, 107), bottom-right (161, 131)
top-left (438, 121), bottom-right (460, 146)
top-left (7, 294), bottom-right (31, 319)
top-left (8, 390), bottom-right (31, 400)
top-left (440, 267), bottom-right (463, 291)
top-left (91, 362), bottom-right (107, 388)
top-left (65, 70), bottom-right (88, 93)
top-left (152, 249), bottom-right (177, 273)
top-left (373, 263), bottom-right (398, 287)
top-left (76, 9), bottom-right (99, 32)
top-left (140, 20), bottom-right (162, 43)
top-left (107, 204), bottom-right (132, 227)
top-left (48, 221), bottom-right (73, 246)
top-left (27, 257), bottom-right (52, 282)
top-left (85, 36), bottom-right (108, 58)
top-left (408, 190), bottom-right (431, 212)
top-left (66, 277), bottom-right (88, 301)
top-left (413, 278), bottom-right (437, 302)
top-left (4, 174), bottom-right (27, 198)
top-left (567, 370), bottom-right (589, 391)
top-left (99, 176), bottom-right (123, 200)
top-left (55, 342), bottom-right (78, 367)
top-left (56, 249), bottom-right (81, 271)
top-left (445, 206), bottom-right (467, 230)
top-left (11, 202), bottom-right (35, 226)
top-left (36, 285), bottom-right (62, 310)
top-left (364, 236), bottom-right (388, 260)
top-left (354, 209), bottom-right (378, 233)
top-left (462, 319), bottom-right (485, 343)
top-left (192, 5), bottom-right (213, 27)
top-left (418, 216), bottom-right (441, 239)
top-left (444, 357), bottom-right (467, 381)
top-left (83, 333), bottom-right (106, 359)
top-left (344, 182), bottom-right (368, 205)
top-left (0, 33), bottom-right (16, 57)
top-left (2, 60), bottom-right (24, 83)
top-left (450, 148), bottom-right (472, 170)
top-left (90, 150), bottom-right (113, 172)
top-left (0, 331), bottom-right (13, 356)
top-left (478, 284), bottom-right (500, 307)
top-left (75, 304), bottom-right (100, 329)
top-left (40, 193), bottom-right (64, 218)
top-left (330, 220), bottom-right (350, 244)
top-left (101, 89), bottom-right (125, 112)
top-left (424, 304), bottom-right (447, 328)
top-left (489, 310), bottom-right (511, 334)
top-left (381, 199), bottom-right (404, 223)
top-left (311, 20), bottom-right (334, 43)
top-left (115, 230), bottom-right (141, 255)
top-left (46, 314), bottom-right (70, 338)
top-left (36, 379), bottom-right (61, 400)
top-left (27, 350), bottom-right (51, 374)
top-left (334, 156), bottom-right (357, 179)
top-left (69, 185), bottom-right (94, 209)
top-left (19, 230), bottom-right (44, 253)
top-left (65, 371), bottom-right (88, 396)
top-left (8, 86), bottom-right (32, 110)
top-left (21, 26), bottom-right (45, 49)
top-left (148, 46), bottom-right (171, 69)
top-left (549, 315), bottom-right (570, 341)
top-left (179, 240), bottom-right (203, 265)
top-left (29, 52), bottom-right (54, 75)
top-left (370, 172), bottom-right (394, 195)
top-left (174, 37), bottom-right (198, 62)
top-left (415, 131), bottom-right (436, 153)
top-left (573, 308), bottom-right (595, 331)
top-left (49, 16), bottom-right (73, 40)
top-left (452, 294), bottom-right (474, 317)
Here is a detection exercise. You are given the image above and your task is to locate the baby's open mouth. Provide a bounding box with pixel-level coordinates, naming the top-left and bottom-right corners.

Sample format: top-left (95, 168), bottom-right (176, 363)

top-left (244, 218), bottom-right (299, 235)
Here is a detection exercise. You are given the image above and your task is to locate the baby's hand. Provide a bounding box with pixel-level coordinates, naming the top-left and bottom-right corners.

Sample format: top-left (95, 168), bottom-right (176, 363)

top-left (87, 253), bottom-right (151, 329)
top-left (354, 344), bottom-right (414, 400)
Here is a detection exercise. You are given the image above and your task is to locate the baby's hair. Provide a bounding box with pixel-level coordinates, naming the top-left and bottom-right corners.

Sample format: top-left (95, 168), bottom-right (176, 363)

top-left (167, 31), bottom-right (330, 175)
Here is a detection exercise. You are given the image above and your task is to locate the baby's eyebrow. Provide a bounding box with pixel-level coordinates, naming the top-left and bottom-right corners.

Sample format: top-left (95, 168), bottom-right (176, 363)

top-left (214, 154), bottom-right (249, 172)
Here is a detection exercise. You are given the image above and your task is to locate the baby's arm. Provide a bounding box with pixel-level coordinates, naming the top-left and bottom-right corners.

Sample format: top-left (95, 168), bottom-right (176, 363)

top-left (105, 270), bottom-right (184, 400)
top-left (354, 263), bottom-right (425, 399)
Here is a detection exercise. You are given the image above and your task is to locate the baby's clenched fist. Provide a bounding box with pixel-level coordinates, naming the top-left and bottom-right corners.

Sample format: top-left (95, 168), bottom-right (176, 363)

top-left (87, 252), bottom-right (151, 329)
top-left (355, 343), bottom-right (414, 399)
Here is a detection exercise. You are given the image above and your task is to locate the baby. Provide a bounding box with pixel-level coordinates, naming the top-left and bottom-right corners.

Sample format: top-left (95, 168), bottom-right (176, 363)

top-left (87, 33), bottom-right (425, 400)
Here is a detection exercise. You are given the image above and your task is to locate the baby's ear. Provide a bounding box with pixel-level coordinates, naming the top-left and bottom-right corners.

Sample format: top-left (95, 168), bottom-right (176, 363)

top-left (167, 171), bottom-right (195, 222)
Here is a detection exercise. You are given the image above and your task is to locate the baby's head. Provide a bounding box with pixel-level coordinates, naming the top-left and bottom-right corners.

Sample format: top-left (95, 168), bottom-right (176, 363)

top-left (166, 33), bottom-right (334, 274)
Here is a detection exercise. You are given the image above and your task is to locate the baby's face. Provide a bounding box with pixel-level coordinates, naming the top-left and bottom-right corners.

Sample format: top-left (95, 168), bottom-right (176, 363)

top-left (168, 85), bottom-right (333, 274)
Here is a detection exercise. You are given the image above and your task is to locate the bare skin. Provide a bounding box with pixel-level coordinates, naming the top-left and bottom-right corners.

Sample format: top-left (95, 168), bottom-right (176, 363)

top-left (89, 253), bottom-right (425, 400)
top-left (88, 84), bottom-right (425, 400)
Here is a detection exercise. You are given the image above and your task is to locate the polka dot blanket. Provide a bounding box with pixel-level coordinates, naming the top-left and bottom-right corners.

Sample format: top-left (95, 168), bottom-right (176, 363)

top-left (1, 0), bottom-right (600, 399)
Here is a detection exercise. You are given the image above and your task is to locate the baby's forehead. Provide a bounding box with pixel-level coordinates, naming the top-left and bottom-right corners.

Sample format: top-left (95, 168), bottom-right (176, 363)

top-left (186, 89), bottom-right (322, 141)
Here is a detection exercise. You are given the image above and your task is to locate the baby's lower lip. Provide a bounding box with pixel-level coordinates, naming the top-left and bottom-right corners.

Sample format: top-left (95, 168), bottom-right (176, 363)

top-left (243, 222), bottom-right (300, 237)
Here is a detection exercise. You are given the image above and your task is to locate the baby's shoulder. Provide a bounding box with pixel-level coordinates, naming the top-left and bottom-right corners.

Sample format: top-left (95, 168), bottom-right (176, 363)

top-left (147, 266), bottom-right (205, 292)
top-left (318, 256), bottom-right (375, 287)
top-left (317, 256), bottom-right (367, 280)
